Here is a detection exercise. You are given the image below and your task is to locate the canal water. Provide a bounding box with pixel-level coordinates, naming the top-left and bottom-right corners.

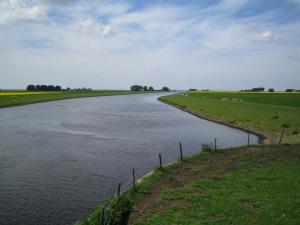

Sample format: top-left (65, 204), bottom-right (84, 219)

top-left (0, 93), bottom-right (258, 225)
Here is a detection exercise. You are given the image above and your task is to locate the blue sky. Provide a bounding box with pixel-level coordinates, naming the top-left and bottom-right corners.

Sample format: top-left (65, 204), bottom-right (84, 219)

top-left (0, 0), bottom-right (300, 90)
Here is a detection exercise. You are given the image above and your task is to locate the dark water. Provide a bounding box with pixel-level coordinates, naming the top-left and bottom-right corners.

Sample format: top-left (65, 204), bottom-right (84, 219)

top-left (0, 93), bottom-right (258, 225)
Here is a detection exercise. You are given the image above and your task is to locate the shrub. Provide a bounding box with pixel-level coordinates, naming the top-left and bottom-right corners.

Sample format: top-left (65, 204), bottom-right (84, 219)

top-left (201, 143), bottom-right (214, 153)
top-left (77, 194), bottom-right (133, 225)
top-left (281, 123), bottom-right (290, 129)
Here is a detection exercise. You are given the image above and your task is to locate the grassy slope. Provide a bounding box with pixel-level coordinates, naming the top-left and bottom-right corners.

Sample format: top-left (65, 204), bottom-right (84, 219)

top-left (129, 145), bottom-right (300, 225)
top-left (0, 90), bottom-right (136, 108)
top-left (160, 92), bottom-right (300, 144)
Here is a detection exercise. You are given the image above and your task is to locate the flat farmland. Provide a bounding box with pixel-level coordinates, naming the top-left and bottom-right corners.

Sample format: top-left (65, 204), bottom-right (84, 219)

top-left (160, 91), bottom-right (300, 144)
top-left (0, 90), bottom-right (136, 108)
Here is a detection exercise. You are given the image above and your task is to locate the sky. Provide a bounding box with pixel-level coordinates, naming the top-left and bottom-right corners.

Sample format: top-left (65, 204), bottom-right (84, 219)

top-left (0, 0), bottom-right (300, 90)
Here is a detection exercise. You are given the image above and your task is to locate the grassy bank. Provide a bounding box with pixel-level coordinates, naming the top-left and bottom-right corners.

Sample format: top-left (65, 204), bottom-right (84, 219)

top-left (75, 145), bottom-right (300, 225)
top-left (0, 90), bottom-right (136, 108)
top-left (74, 162), bottom-right (174, 225)
top-left (160, 91), bottom-right (300, 144)
top-left (129, 144), bottom-right (300, 225)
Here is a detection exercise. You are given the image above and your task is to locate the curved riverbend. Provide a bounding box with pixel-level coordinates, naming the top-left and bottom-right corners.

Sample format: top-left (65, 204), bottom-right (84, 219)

top-left (158, 97), bottom-right (266, 144)
top-left (0, 93), bottom-right (258, 225)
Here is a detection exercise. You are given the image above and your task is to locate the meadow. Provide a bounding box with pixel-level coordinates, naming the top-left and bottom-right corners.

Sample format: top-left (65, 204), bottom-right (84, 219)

top-left (129, 144), bottom-right (300, 225)
top-left (75, 144), bottom-right (300, 225)
top-left (160, 91), bottom-right (300, 144)
top-left (0, 90), bottom-right (136, 108)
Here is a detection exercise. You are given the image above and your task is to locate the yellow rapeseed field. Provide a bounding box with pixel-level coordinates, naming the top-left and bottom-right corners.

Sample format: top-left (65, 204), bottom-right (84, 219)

top-left (0, 91), bottom-right (59, 96)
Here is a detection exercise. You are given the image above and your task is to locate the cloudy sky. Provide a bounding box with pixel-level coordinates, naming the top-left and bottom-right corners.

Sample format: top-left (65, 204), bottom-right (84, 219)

top-left (0, 0), bottom-right (300, 90)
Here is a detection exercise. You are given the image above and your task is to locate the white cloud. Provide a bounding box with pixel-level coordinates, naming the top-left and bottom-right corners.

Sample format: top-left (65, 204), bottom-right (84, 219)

top-left (252, 31), bottom-right (277, 42)
top-left (0, 1), bottom-right (300, 90)
top-left (0, 0), bottom-right (46, 25)
top-left (69, 18), bottom-right (113, 36)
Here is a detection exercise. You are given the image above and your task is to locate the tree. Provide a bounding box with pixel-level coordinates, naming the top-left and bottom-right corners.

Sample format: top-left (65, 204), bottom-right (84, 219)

top-left (40, 85), bottom-right (48, 91)
top-left (130, 85), bottom-right (143, 91)
top-left (35, 85), bottom-right (41, 91)
top-left (149, 86), bottom-right (154, 91)
top-left (252, 87), bottom-right (265, 92)
top-left (26, 84), bottom-right (36, 91)
top-left (285, 89), bottom-right (294, 92)
top-left (47, 85), bottom-right (55, 91)
top-left (268, 88), bottom-right (274, 92)
top-left (143, 86), bottom-right (148, 91)
top-left (162, 86), bottom-right (170, 92)
top-left (55, 86), bottom-right (62, 91)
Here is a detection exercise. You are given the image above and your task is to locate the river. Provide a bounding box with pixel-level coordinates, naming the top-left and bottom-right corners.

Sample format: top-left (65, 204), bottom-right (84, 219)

top-left (0, 93), bottom-right (258, 225)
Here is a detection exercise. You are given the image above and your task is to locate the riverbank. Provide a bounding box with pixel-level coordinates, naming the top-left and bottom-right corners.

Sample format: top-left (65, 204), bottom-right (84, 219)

top-left (128, 144), bottom-right (300, 225)
top-left (0, 90), bottom-right (137, 108)
top-left (75, 144), bottom-right (300, 225)
top-left (160, 91), bottom-right (300, 144)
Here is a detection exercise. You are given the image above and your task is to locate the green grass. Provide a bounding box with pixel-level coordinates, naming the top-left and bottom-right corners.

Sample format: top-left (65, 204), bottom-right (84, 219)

top-left (75, 145), bottom-right (300, 225)
top-left (74, 167), bottom-right (176, 225)
top-left (160, 91), bottom-right (300, 144)
top-left (0, 90), bottom-right (137, 108)
top-left (132, 145), bottom-right (300, 225)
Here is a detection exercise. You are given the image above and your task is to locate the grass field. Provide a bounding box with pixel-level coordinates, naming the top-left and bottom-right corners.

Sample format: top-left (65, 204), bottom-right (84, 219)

top-left (0, 90), bottom-right (136, 108)
top-left (160, 91), bottom-right (300, 144)
top-left (128, 145), bottom-right (300, 225)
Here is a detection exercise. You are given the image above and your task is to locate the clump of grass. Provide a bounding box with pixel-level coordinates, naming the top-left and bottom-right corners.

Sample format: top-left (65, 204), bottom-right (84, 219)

top-left (271, 114), bottom-right (279, 119)
top-left (76, 193), bottom-right (133, 225)
top-left (281, 123), bottom-right (290, 129)
top-left (201, 143), bottom-right (215, 153)
top-left (292, 129), bottom-right (299, 135)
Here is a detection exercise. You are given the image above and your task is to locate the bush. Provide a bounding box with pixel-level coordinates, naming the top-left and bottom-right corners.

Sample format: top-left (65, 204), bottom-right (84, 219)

top-left (281, 123), bottom-right (290, 129)
top-left (76, 194), bottom-right (133, 225)
top-left (201, 143), bottom-right (215, 153)
top-left (26, 84), bottom-right (36, 91)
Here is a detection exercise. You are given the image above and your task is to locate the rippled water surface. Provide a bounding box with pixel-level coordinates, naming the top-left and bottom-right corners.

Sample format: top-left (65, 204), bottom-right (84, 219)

top-left (0, 93), bottom-right (258, 225)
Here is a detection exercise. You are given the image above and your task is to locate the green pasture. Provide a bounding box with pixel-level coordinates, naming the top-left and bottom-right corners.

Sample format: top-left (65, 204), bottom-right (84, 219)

top-left (160, 91), bottom-right (300, 144)
top-left (133, 145), bottom-right (300, 225)
top-left (0, 90), bottom-right (136, 108)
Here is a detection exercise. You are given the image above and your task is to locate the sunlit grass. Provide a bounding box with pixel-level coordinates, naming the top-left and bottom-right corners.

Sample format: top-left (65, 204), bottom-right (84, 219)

top-left (0, 90), bottom-right (137, 107)
top-left (160, 91), bottom-right (300, 143)
top-left (0, 91), bottom-right (59, 96)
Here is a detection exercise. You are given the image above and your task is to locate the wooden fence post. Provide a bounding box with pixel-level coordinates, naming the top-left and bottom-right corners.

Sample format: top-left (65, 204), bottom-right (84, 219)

top-left (247, 133), bottom-right (250, 146)
top-left (117, 182), bottom-right (121, 197)
top-left (279, 130), bottom-right (284, 145)
top-left (159, 154), bottom-right (162, 169)
top-left (132, 168), bottom-right (136, 192)
top-left (214, 138), bottom-right (217, 151)
top-left (179, 142), bottom-right (183, 161)
top-left (100, 207), bottom-right (105, 225)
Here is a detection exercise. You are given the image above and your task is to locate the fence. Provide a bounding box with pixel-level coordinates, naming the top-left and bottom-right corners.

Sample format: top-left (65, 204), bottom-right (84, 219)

top-left (89, 130), bottom-right (285, 225)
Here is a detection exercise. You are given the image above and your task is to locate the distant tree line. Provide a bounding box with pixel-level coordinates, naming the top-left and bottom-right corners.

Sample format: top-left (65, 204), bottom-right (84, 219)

top-left (130, 85), bottom-right (170, 92)
top-left (240, 87), bottom-right (300, 92)
top-left (27, 84), bottom-right (62, 91)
